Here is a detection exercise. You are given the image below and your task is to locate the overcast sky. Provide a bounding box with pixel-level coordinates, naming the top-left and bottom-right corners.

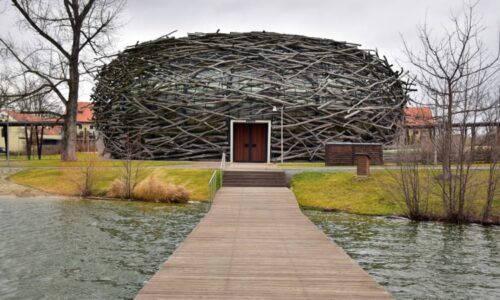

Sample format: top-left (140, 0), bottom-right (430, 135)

top-left (1, 0), bottom-right (499, 100)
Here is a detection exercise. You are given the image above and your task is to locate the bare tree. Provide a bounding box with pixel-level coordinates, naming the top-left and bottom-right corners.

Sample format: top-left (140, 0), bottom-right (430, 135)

top-left (481, 90), bottom-right (500, 223)
top-left (0, 0), bottom-right (125, 161)
top-left (62, 152), bottom-right (100, 196)
top-left (0, 66), bottom-right (12, 110)
top-left (388, 133), bottom-right (433, 220)
top-left (111, 129), bottom-right (152, 199)
top-left (403, 1), bottom-right (499, 222)
top-left (9, 75), bottom-right (62, 116)
top-left (0, 76), bottom-right (7, 110)
top-left (120, 135), bottom-right (144, 199)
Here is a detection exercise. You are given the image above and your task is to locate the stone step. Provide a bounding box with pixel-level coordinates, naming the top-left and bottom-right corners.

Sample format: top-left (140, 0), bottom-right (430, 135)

top-left (222, 170), bottom-right (286, 187)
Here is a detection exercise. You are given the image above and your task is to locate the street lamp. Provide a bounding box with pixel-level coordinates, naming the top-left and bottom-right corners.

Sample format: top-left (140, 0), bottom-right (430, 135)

top-left (272, 105), bottom-right (284, 163)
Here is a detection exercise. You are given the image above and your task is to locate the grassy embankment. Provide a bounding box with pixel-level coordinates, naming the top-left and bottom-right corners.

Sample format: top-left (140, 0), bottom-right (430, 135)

top-left (7, 154), bottom-right (498, 217)
top-left (292, 170), bottom-right (500, 218)
top-left (6, 153), bottom-right (214, 201)
top-left (10, 168), bottom-right (214, 201)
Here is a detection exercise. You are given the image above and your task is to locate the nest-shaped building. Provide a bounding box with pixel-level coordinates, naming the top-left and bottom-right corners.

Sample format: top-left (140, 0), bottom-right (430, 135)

top-left (92, 32), bottom-right (408, 162)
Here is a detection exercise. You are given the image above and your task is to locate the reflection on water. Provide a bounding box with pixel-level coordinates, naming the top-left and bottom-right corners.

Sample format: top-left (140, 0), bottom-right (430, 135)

top-left (0, 197), bottom-right (208, 299)
top-left (304, 210), bottom-right (500, 300)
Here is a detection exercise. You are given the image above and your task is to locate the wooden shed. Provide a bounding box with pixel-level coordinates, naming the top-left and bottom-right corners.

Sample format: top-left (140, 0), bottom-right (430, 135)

top-left (325, 142), bottom-right (383, 165)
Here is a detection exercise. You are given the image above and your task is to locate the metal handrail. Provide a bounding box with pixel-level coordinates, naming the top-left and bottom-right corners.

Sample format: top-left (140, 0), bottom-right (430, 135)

top-left (208, 170), bottom-right (218, 202)
top-left (208, 152), bottom-right (226, 202)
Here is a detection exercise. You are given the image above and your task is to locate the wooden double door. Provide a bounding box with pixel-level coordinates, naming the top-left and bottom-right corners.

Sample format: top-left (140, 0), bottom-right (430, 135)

top-left (233, 123), bottom-right (268, 162)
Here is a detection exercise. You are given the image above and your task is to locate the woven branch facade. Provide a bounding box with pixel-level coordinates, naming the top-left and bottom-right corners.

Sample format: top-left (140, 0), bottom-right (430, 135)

top-left (92, 32), bottom-right (409, 161)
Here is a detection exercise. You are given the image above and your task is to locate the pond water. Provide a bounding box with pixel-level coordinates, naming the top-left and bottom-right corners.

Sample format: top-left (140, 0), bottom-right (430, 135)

top-left (0, 197), bottom-right (208, 300)
top-left (304, 210), bottom-right (500, 300)
top-left (1, 197), bottom-right (499, 300)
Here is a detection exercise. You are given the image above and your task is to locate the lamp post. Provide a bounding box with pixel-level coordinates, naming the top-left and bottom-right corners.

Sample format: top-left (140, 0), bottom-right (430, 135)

top-left (272, 106), bottom-right (284, 163)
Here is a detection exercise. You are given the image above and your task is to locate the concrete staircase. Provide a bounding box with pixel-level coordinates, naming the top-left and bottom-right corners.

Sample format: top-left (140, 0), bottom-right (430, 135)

top-left (222, 170), bottom-right (287, 187)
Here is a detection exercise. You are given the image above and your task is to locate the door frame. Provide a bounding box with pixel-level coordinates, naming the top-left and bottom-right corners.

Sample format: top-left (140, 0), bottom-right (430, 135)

top-left (230, 119), bottom-right (271, 163)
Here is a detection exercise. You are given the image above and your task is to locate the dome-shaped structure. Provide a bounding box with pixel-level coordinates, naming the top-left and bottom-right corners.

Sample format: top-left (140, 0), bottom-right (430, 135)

top-left (92, 32), bottom-right (409, 162)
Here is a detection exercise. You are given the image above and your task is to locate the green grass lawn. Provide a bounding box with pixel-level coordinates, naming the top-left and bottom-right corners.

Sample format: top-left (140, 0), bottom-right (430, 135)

top-left (277, 161), bottom-right (403, 169)
top-left (291, 171), bottom-right (401, 215)
top-left (0, 152), bottom-right (191, 168)
top-left (9, 167), bottom-right (214, 201)
top-left (291, 170), bottom-right (500, 217)
top-left (278, 162), bottom-right (490, 169)
top-left (7, 153), bottom-right (497, 218)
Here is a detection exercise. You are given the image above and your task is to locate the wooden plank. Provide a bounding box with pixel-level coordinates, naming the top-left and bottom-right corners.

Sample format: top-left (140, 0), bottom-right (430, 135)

top-left (135, 187), bottom-right (393, 299)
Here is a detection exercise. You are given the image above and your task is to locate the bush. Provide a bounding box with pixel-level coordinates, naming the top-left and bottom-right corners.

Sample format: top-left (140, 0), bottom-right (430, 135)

top-left (60, 156), bottom-right (99, 197)
top-left (165, 185), bottom-right (191, 203)
top-left (132, 175), bottom-right (190, 203)
top-left (107, 178), bottom-right (126, 198)
top-left (132, 175), bottom-right (167, 202)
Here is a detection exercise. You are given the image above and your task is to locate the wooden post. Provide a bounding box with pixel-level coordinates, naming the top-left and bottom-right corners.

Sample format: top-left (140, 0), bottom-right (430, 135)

top-left (355, 153), bottom-right (370, 177)
top-left (35, 126), bottom-right (44, 159)
top-left (2, 125), bottom-right (7, 160)
top-left (431, 127), bottom-right (437, 165)
top-left (24, 126), bottom-right (33, 160)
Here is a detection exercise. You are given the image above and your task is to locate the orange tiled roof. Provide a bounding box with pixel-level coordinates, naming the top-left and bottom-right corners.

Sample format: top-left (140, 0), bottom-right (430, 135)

top-left (3, 110), bottom-right (45, 122)
top-left (77, 102), bottom-right (94, 123)
top-left (404, 107), bottom-right (434, 126)
top-left (42, 125), bottom-right (62, 136)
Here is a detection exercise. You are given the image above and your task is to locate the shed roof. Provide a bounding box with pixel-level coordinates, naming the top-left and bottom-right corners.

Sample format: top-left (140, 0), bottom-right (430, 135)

top-left (0, 110), bottom-right (62, 135)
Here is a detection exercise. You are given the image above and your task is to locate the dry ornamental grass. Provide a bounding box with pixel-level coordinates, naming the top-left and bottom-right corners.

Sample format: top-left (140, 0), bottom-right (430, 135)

top-left (129, 175), bottom-right (191, 203)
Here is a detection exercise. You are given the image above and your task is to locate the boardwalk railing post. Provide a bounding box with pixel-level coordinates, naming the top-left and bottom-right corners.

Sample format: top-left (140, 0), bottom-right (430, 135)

top-left (220, 152), bottom-right (225, 187)
top-left (208, 171), bottom-right (215, 202)
top-left (208, 152), bottom-right (226, 202)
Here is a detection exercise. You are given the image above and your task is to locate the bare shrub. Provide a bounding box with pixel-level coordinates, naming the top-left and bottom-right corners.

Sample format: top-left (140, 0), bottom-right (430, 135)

top-left (387, 135), bottom-right (432, 220)
top-left (402, 1), bottom-right (499, 223)
top-left (482, 121), bottom-right (500, 223)
top-left (107, 179), bottom-right (126, 199)
top-left (61, 153), bottom-right (100, 197)
top-left (121, 158), bottom-right (143, 199)
top-left (114, 133), bottom-right (149, 199)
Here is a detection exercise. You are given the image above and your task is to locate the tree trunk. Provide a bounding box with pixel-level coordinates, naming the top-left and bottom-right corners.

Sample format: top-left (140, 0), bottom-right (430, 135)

top-left (61, 59), bottom-right (79, 162)
top-left (61, 18), bottom-right (81, 162)
top-left (62, 105), bottom-right (77, 161)
top-left (442, 80), bottom-right (455, 220)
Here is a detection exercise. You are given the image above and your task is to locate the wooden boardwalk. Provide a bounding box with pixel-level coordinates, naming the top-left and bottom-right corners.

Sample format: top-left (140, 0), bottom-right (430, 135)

top-left (136, 187), bottom-right (393, 299)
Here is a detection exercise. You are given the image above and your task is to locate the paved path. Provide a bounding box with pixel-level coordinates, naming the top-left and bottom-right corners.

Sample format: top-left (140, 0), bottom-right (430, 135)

top-left (136, 187), bottom-right (392, 299)
top-left (226, 162), bottom-right (278, 170)
top-left (0, 168), bottom-right (51, 197)
top-left (0, 161), bottom-right (220, 169)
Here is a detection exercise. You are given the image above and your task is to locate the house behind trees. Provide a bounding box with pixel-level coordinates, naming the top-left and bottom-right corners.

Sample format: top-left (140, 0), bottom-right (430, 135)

top-left (0, 102), bottom-right (96, 155)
